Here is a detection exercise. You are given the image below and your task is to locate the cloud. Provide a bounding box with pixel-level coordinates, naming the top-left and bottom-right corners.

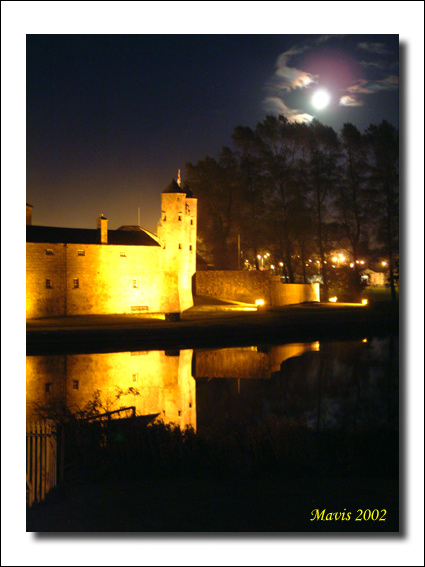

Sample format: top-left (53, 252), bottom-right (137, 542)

top-left (372, 75), bottom-right (399, 90)
top-left (347, 80), bottom-right (375, 94)
top-left (263, 97), bottom-right (314, 123)
top-left (357, 42), bottom-right (392, 55)
top-left (346, 75), bottom-right (398, 95)
top-left (358, 60), bottom-right (388, 70)
top-left (275, 49), bottom-right (318, 91)
top-left (339, 95), bottom-right (364, 107)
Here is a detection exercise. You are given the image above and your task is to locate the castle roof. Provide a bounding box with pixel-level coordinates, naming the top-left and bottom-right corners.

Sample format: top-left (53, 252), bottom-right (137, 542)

top-left (26, 225), bottom-right (160, 247)
top-left (162, 179), bottom-right (194, 198)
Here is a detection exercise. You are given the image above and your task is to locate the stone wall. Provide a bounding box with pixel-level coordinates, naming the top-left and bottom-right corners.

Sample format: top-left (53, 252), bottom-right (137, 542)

top-left (270, 278), bottom-right (320, 305)
top-left (194, 271), bottom-right (320, 306)
top-left (26, 243), bottom-right (67, 319)
top-left (26, 242), bottom-right (184, 317)
top-left (195, 270), bottom-right (271, 304)
top-left (65, 243), bottom-right (166, 315)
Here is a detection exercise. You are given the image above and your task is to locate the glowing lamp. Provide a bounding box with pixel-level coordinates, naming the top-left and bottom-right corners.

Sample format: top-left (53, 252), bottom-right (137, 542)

top-left (361, 299), bottom-right (368, 305)
top-left (329, 297), bottom-right (337, 303)
top-left (255, 299), bottom-right (265, 307)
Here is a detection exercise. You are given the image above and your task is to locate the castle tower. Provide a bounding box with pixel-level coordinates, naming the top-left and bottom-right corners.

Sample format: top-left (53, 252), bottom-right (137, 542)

top-left (157, 178), bottom-right (197, 312)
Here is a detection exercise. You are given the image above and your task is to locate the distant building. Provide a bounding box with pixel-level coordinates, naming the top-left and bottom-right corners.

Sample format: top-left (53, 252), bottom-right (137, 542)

top-left (362, 269), bottom-right (386, 287)
top-left (26, 180), bottom-right (197, 318)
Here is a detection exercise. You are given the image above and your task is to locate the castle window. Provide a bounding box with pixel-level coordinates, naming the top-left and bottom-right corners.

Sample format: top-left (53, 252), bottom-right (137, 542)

top-left (46, 279), bottom-right (52, 289)
top-left (189, 245), bottom-right (193, 251)
top-left (120, 251), bottom-right (127, 257)
top-left (178, 411), bottom-right (182, 416)
top-left (78, 250), bottom-right (85, 256)
top-left (46, 249), bottom-right (54, 255)
top-left (163, 243), bottom-right (166, 249)
top-left (178, 213), bottom-right (182, 221)
top-left (132, 373), bottom-right (138, 383)
top-left (133, 279), bottom-right (138, 289)
top-left (73, 278), bottom-right (79, 289)
top-left (163, 215), bottom-right (166, 221)
top-left (72, 380), bottom-right (79, 390)
top-left (45, 383), bottom-right (52, 393)
top-left (178, 243), bottom-right (182, 249)
top-left (190, 219), bottom-right (193, 225)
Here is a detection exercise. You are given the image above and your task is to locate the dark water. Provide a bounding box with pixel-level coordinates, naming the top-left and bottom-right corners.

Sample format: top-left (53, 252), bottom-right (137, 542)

top-left (26, 336), bottom-right (399, 531)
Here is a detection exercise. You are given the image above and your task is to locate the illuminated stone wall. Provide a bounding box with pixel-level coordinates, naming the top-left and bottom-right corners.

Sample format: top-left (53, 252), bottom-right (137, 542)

top-left (26, 350), bottom-right (196, 430)
top-left (26, 243), bottom-right (178, 317)
top-left (65, 244), bottom-right (167, 315)
top-left (195, 270), bottom-right (271, 304)
top-left (26, 243), bottom-right (67, 319)
top-left (270, 278), bottom-right (320, 306)
top-left (194, 271), bottom-right (320, 306)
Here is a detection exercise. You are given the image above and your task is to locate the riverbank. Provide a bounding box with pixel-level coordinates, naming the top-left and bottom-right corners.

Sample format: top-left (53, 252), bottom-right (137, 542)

top-left (27, 474), bottom-right (399, 532)
top-left (26, 301), bottom-right (399, 355)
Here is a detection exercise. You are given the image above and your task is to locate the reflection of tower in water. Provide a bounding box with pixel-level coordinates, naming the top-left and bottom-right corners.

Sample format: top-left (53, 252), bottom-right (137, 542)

top-left (26, 350), bottom-right (196, 431)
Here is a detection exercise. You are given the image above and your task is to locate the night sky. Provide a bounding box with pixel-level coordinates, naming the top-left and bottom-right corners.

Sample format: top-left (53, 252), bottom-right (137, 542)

top-left (26, 33), bottom-right (400, 233)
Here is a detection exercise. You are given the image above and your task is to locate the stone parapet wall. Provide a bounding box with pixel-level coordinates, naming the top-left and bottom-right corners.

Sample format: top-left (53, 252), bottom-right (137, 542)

top-left (194, 271), bottom-right (320, 306)
top-left (195, 270), bottom-right (271, 304)
top-left (270, 278), bottom-right (320, 306)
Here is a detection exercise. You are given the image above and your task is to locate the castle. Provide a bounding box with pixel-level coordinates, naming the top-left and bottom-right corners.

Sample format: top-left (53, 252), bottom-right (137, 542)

top-left (26, 178), bottom-right (197, 319)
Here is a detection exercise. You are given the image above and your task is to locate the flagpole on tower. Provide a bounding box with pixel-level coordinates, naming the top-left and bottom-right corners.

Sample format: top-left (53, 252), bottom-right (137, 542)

top-left (177, 169), bottom-right (181, 187)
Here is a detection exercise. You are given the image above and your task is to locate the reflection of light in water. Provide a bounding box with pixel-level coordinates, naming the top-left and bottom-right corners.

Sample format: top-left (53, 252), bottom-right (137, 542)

top-left (26, 350), bottom-right (196, 431)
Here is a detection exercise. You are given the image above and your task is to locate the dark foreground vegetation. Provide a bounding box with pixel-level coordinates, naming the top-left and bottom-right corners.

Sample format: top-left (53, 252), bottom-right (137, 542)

top-left (27, 416), bottom-right (399, 532)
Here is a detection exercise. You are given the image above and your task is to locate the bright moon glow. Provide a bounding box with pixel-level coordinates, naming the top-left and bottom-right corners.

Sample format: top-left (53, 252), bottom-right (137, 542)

top-left (312, 89), bottom-right (331, 110)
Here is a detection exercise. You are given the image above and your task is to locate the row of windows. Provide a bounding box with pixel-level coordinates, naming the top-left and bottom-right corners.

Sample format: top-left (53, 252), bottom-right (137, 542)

top-left (46, 249), bottom-right (127, 257)
top-left (46, 380), bottom-right (79, 392)
top-left (45, 246), bottom-right (194, 256)
top-left (46, 380), bottom-right (193, 413)
top-left (163, 243), bottom-right (193, 250)
top-left (45, 278), bottom-right (142, 289)
top-left (162, 215), bottom-right (194, 225)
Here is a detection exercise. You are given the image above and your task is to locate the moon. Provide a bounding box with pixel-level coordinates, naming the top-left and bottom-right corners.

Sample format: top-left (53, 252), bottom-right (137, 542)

top-left (312, 89), bottom-right (331, 110)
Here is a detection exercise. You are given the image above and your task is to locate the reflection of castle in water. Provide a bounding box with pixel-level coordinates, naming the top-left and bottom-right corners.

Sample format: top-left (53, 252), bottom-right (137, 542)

top-left (27, 337), bottom-right (398, 436)
top-left (26, 342), bottom-right (320, 430)
top-left (26, 350), bottom-right (197, 430)
top-left (194, 343), bottom-right (320, 379)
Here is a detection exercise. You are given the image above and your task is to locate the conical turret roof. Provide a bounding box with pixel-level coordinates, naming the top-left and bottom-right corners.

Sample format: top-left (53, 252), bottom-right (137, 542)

top-left (162, 179), bottom-right (194, 198)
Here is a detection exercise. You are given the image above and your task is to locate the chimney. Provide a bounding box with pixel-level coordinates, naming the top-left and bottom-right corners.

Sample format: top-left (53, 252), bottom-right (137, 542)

top-left (97, 214), bottom-right (108, 244)
top-left (26, 203), bottom-right (33, 225)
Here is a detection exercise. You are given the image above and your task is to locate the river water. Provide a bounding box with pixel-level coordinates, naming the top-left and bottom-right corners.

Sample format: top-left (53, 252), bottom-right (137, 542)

top-left (27, 336), bottom-right (399, 434)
